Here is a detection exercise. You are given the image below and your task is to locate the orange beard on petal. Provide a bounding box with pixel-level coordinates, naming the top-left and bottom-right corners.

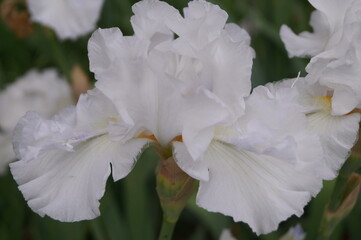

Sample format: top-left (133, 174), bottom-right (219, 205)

top-left (136, 132), bottom-right (183, 144)
top-left (137, 132), bottom-right (158, 141)
top-left (172, 135), bottom-right (183, 142)
top-left (349, 109), bottom-right (361, 115)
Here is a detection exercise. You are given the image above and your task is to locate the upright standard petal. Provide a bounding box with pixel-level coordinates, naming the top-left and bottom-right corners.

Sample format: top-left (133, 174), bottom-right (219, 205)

top-left (195, 24), bottom-right (254, 118)
top-left (88, 28), bottom-right (124, 78)
top-left (131, 0), bottom-right (178, 47)
top-left (90, 27), bottom-right (231, 149)
top-left (11, 88), bottom-right (151, 221)
top-left (88, 0), bottom-right (254, 149)
top-left (167, 0), bottom-right (228, 50)
top-left (27, 0), bottom-right (105, 40)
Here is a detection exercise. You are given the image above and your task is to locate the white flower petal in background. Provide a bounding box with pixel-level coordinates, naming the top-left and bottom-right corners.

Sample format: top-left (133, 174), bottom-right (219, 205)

top-left (280, 224), bottom-right (306, 240)
top-left (280, 0), bottom-right (360, 58)
top-left (27, 0), bottom-right (105, 40)
top-left (219, 229), bottom-right (237, 240)
top-left (0, 69), bottom-right (72, 174)
top-left (270, 78), bottom-right (361, 179)
top-left (309, 42), bottom-right (361, 115)
top-left (280, 0), bottom-right (361, 116)
top-left (0, 69), bottom-right (72, 132)
top-left (280, 10), bottom-right (329, 58)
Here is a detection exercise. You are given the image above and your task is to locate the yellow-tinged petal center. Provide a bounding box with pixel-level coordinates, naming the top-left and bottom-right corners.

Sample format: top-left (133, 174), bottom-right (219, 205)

top-left (107, 117), bottom-right (121, 122)
top-left (314, 96), bottom-right (332, 113)
top-left (314, 96), bottom-right (361, 116)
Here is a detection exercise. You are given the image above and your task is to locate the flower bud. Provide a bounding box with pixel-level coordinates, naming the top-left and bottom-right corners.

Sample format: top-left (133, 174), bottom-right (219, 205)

top-left (156, 156), bottom-right (196, 223)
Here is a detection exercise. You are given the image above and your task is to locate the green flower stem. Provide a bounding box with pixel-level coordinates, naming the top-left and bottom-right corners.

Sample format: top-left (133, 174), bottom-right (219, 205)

top-left (317, 132), bottom-right (361, 240)
top-left (156, 155), bottom-right (196, 240)
top-left (158, 216), bottom-right (177, 240)
top-left (328, 156), bottom-right (361, 211)
top-left (318, 173), bottom-right (361, 240)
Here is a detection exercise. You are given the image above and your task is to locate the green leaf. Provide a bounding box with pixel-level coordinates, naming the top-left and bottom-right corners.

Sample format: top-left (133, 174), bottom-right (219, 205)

top-left (123, 147), bottom-right (160, 240)
top-left (29, 216), bottom-right (87, 240)
top-left (186, 189), bottom-right (232, 239)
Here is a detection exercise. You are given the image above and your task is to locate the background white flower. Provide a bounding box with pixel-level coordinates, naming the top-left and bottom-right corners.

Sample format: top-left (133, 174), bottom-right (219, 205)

top-left (219, 229), bottom-right (237, 240)
top-left (280, 0), bottom-right (361, 115)
top-left (27, 0), bottom-right (105, 40)
top-left (267, 78), bottom-right (360, 180)
top-left (280, 224), bottom-right (306, 240)
top-left (0, 69), bottom-right (72, 173)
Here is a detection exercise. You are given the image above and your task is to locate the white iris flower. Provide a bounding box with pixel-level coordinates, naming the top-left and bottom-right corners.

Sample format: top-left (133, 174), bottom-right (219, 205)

top-left (10, 0), bottom-right (360, 236)
top-left (0, 69), bottom-right (72, 174)
top-left (280, 0), bottom-right (361, 115)
top-left (27, 0), bottom-right (105, 40)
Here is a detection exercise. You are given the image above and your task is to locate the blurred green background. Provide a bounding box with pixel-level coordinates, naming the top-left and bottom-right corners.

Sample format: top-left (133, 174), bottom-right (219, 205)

top-left (0, 0), bottom-right (360, 239)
